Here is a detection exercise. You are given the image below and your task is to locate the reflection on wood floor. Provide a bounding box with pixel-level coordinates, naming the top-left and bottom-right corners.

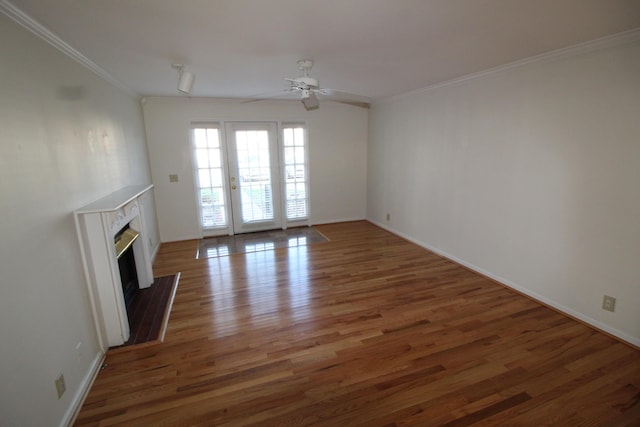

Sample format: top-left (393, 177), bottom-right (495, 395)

top-left (196, 226), bottom-right (328, 259)
top-left (75, 221), bottom-right (640, 426)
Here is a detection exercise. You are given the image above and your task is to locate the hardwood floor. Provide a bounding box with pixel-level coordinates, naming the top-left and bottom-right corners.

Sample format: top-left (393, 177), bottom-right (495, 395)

top-left (75, 221), bottom-right (640, 426)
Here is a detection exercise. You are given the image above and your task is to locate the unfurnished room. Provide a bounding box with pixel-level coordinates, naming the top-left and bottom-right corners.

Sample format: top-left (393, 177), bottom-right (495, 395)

top-left (1, 1), bottom-right (640, 426)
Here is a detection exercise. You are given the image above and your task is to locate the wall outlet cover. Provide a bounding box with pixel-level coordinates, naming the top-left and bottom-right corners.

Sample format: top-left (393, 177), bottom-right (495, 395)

top-left (55, 374), bottom-right (66, 399)
top-left (602, 295), bottom-right (616, 312)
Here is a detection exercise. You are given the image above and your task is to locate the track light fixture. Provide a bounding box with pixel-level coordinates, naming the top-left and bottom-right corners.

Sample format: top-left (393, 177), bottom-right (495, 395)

top-left (172, 63), bottom-right (195, 94)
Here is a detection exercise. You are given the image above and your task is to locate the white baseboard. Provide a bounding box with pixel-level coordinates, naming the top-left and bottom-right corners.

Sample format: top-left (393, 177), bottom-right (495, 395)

top-left (60, 351), bottom-right (105, 427)
top-left (312, 217), bottom-right (366, 226)
top-left (369, 219), bottom-right (640, 348)
top-left (161, 233), bottom-right (201, 243)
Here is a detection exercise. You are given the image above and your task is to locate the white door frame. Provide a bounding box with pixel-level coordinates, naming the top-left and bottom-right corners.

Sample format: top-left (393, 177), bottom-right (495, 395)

top-left (225, 122), bottom-right (283, 234)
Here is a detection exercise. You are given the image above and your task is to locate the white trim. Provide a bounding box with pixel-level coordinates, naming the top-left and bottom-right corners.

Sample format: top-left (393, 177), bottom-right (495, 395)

top-left (312, 217), bottom-right (366, 226)
top-left (0, 0), bottom-right (135, 96)
top-left (150, 241), bottom-right (161, 262)
top-left (161, 233), bottom-right (201, 243)
top-left (59, 351), bottom-right (105, 427)
top-left (281, 122), bottom-right (311, 226)
top-left (190, 122), bottom-right (233, 237)
top-left (376, 28), bottom-right (640, 106)
top-left (73, 211), bottom-right (107, 351)
top-left (369, 219), bottom-right (640, 348)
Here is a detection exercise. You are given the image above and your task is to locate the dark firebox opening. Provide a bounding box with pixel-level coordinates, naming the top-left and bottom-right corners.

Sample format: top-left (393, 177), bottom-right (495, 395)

top-left (115, 226), bottom-right (139, 312)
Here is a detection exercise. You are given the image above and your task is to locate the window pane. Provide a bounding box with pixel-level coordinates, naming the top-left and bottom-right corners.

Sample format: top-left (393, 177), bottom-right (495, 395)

top-left (193, 126), bottom-right (227, 228)
top-left (296, 183), bottom-right (306, 198)
top-left (284, 147), bottom-right (295, 165)
top-left (201, 206), bottom-right (215, 227)
top-left (211, 188), bottom-right (225, 205)
top-left (211, 169), bottom-right (223, 187)
top-left (293, 128), bottom-right (304, 146)
top-left (287, 199), bottom-right (307, 219)
top-left (283, 124), bottom-right (309, 221)
top-left (209, 150), bottom-right (221, 168)
top-left (213, 206), bottom-right (226, 225)
top-left (194, 128), bottom-right (207, 148)
top-left (196, 149), bottom-right (209, 168)
top-left (198, 169), bottom-right (211, 187)
top-left (200, 188), bottom-right (212, 206)
top-left (283, 128), bottom-right (293, 142)
top-left (206, 129), bottom-right (219, 148)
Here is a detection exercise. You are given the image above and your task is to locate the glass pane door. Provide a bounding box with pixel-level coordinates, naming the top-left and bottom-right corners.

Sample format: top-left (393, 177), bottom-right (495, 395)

top-left (226, 123), bottom-right (282, 233)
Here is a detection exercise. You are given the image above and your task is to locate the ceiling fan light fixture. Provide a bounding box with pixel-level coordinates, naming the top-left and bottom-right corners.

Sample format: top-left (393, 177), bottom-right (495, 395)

top-left (301, 91), bottom-right (319, 111)
top-left (298, 76), bottom-right (319, 88)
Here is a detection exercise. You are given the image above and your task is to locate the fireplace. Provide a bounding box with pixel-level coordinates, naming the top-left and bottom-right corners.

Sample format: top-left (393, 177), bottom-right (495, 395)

top-left (74, 185), bottom-right (154, 349)
top-left (115, 225), bottom-right (140, 310)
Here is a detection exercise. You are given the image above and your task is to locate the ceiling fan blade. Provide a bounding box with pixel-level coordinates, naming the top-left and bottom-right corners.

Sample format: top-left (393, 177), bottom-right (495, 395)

top-left (317, 88), bottom-right (371, 108)
top-left (242, 88), bottom-right (298, 103)
top-left (333, 99), bottom-right (371, 109)
top-left (286, 76), bottom-right (319, 89)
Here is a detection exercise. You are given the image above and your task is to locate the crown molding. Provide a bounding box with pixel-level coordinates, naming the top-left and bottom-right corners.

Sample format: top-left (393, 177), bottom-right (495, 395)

top-left (0, 0), bottom-right (137, 96)
top-left (376, 27), bottom-right (640, 106)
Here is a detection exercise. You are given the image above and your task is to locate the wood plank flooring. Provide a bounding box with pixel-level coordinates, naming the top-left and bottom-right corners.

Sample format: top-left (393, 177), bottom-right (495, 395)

top-left (75, 221), bottom-right (640, 426)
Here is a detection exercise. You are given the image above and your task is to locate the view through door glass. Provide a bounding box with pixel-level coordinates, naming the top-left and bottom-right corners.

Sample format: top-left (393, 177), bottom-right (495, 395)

top-left (226, 123), bottom-right (282, 234)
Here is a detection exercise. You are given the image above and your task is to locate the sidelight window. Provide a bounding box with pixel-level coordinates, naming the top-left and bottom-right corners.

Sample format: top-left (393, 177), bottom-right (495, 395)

top-left (282, 124), bottom-right (309, 220)
top-left (192, 125), bottom-right (228, 229)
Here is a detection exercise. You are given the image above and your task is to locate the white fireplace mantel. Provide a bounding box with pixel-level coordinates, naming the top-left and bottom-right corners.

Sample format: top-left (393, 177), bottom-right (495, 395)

top-left (74, 184), bottom-right (154, 349)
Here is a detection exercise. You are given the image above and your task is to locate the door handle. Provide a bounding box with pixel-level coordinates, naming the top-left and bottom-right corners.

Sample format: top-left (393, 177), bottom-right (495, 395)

top-left (231, 185), bottom-right (237, 190)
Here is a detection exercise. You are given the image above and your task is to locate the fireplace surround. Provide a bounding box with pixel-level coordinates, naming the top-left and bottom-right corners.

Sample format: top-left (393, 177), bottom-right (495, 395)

top-left (74, 184), bottom-right (154, 349)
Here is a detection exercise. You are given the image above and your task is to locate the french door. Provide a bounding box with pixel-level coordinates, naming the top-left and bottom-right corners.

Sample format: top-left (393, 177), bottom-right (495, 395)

top-left (225, 122), bottom-right (282, 234)
top-left (193, 122), bottom-right (308, 236)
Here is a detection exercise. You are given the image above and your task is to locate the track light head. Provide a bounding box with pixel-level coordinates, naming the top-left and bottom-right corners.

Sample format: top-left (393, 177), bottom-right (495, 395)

top-left (172, 63), bottom-right (195, 94)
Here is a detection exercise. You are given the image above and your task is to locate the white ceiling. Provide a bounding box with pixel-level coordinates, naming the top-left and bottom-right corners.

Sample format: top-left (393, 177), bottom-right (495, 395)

top-left (5, 0), bottom-right (640, 102)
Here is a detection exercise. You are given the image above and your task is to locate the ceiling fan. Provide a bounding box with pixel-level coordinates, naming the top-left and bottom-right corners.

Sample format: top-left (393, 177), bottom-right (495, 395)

top-left (249, 60), bottom-right (370, 111)
top-left (287, 60), bottom-right (323, 110)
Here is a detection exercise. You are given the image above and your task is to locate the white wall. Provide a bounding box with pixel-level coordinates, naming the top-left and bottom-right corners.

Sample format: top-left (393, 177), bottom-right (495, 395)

top-left (367, 38), bottom-right (640, 346)
top-left (143, 97), bottom-right (368, 242)
top-left (0, 13), bottom-right (158, 426)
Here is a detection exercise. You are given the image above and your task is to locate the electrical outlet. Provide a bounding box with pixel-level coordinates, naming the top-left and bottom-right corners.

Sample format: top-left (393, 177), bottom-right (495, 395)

top-left (169, 174), bottom-right (179, 183)
top-left (386, 213), bottom-right (390, 221)
top-left (602, 295), bottom-right (616, 312)
top-left (55, 374), bottom-right (66, 399)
